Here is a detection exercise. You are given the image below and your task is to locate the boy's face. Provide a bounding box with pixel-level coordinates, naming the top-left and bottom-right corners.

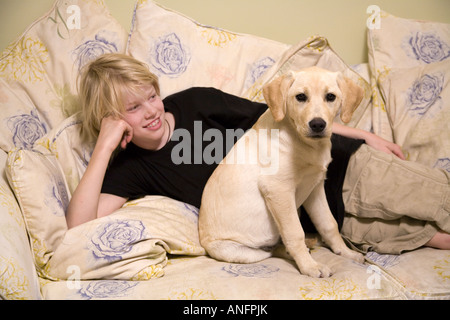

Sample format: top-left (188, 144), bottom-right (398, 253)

top-left (121, 85), bottom-right (167, 150)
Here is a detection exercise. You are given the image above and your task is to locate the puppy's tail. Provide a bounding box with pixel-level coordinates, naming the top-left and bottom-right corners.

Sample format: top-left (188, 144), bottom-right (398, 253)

top-left (204, 240), bottom-right (272, 264)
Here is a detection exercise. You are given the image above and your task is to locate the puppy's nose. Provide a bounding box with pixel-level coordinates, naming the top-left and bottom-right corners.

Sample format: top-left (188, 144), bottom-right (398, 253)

top-left (309, 118), bottom-right (326, 133)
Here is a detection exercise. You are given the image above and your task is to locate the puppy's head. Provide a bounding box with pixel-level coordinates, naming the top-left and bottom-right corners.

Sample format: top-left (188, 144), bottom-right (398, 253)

top-left (262, 67), bottom-right (364, 140)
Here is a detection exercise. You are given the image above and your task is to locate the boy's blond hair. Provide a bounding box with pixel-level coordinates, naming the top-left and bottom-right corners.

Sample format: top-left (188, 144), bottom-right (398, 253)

top-left (78, 53), bottom-right (160, 140)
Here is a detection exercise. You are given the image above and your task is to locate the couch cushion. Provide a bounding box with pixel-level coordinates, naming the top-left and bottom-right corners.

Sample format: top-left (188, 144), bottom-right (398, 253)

top-left (127, 0), bottom-right (289, 99)
top-left (368, 11), bottom-right (450, 169)
top-left (40, 247), bottom-right (408, 300)
top-left (379, 59), bottom-right (450, 169)
top-left (0, 0), bottom-right (128, 152)
top-left (366, 249), bottom-right (450, 299)
top-left (367, 11), bottom-right (450, 142)
top-left (0, 150), bottom-right (41, 299)
top-left (6, 148), bottom-right (69, 278)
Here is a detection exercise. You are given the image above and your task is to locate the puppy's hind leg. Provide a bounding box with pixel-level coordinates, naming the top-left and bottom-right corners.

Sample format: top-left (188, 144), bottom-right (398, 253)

top-left (204, 240), bottom-right (272, 264)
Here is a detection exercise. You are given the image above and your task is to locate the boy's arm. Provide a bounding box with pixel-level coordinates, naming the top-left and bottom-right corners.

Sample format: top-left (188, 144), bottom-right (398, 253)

top-left (66, 117), bottom-right (131, 229)
top-left (332, 123), bottom-right (405, 160)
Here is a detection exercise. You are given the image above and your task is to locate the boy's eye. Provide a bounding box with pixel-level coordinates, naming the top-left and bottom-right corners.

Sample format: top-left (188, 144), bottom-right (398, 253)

top-left (127, 105), bottom-right (139, 112)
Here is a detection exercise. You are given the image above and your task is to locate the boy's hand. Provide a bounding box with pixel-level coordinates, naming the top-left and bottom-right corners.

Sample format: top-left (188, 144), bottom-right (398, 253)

top-left (98, 116), bottom-right (133, 152)
top-left (364, 133), bottom-right (406, 160)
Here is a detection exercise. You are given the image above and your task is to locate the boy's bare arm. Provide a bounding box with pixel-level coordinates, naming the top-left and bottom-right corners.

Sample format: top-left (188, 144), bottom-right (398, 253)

top-left (66, 117), bottom-right (132, 229)
top-left (332, 123), bottom-right (405, 160)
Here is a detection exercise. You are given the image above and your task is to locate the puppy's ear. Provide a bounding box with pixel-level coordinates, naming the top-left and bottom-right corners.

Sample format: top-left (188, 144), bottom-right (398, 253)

top-left (262, 73), bottom-right (295, 122)
top-left (337, 76), bottom-right (364, 123)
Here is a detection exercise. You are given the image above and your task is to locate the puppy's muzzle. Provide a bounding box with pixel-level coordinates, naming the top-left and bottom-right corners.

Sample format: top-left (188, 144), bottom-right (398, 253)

top-left (308, 118), bottom-right (327, 137)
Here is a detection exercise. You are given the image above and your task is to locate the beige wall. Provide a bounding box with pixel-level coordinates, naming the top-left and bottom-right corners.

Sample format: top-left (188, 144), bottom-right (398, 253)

top-left (1, 0), bottom-right (449, 65)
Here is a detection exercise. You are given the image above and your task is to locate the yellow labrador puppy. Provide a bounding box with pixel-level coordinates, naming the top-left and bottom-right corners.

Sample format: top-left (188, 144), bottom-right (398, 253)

top-left (199, 67), bottom-right (365, 277)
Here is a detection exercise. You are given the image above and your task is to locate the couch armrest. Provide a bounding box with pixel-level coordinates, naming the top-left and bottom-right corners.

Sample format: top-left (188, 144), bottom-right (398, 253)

top-left (0, 150), bottom-right (41, 300)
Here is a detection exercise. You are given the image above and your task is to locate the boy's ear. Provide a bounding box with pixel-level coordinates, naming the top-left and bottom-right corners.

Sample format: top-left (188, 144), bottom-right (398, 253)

top-left (262, 73), bottom-right (295, 122)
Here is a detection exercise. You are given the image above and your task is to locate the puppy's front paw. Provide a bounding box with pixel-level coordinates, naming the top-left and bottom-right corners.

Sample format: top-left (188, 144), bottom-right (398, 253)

top-left (340, 248), bottom-right (365, 264)
top-left (300, 262), bottom-right (332, 278)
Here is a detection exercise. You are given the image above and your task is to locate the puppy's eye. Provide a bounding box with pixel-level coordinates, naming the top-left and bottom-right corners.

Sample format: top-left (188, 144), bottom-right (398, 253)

top-left (326, 93), bottom-right (336, 102)
top-left (296, 93), bottom-right (307, 102)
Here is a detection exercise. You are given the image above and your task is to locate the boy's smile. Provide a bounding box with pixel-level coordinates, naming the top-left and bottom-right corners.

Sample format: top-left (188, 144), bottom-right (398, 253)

top-left (144, 117), bottom-right (162, 130)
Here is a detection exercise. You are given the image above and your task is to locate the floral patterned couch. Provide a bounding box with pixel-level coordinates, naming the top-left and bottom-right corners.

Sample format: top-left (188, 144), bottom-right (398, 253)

top-left (0, 0), bottom-right (449, 300)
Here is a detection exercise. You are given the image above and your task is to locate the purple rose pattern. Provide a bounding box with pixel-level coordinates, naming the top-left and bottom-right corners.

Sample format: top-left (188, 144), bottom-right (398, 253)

top-left (90, 220), bottom-right (146, 261)
top-left (151, 33), bottom-right (191, 77)
top-left (72, 31), bottom-right (118, 70)
top-left (45, 174), bottom-right (69, 216)
top-left (6, 109), bottom-right (47, 149)
top-left (78, 281), bottom-right (138, 300)
top-left (246, 56), bottom-right (275, 88)
top-left (407, 32), bottom-right (450, 64)
top-left (222, 263), bottom-right (279, 278)
top-left (407, 72), bottom-right (444, 115)
top-left (434, 158), bottom-right (450, 172)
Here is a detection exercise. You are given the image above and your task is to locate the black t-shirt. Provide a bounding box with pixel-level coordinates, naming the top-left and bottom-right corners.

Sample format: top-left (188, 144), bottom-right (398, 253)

top-left (101, 86), bottom-right (364, 231)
